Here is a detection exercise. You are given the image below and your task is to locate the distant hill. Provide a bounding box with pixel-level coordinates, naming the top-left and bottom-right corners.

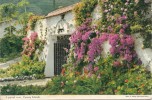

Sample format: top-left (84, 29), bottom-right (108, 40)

top-left (0, 0), bottom-right (80, 15)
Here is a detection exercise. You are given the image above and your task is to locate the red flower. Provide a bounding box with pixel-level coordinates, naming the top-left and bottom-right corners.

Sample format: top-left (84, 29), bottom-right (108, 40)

top-left (75, 71), bottom-right (80, 75)
top-left (113, 61), bottom-right (121, 67)
top-left (114, 90), bottom-right (118, 93)
top-left (61, 68), bottom-right (65, 76)
top-left (94, 66), bottom-right (99, 72)
top-left (125, 79), bottom-right (128, 83)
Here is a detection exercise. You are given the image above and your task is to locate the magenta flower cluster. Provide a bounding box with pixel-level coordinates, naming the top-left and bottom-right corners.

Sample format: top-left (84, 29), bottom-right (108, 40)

top-left (22, 32), bottom-right (38, 57)
top-left (87, 38), bottom-right (102, 61)
top-left (108, 33), bottom-right (142, 65)
top-left (30, 32), bottom-right (38, 41)
top-left (70, 18), bottom-right (97, 61)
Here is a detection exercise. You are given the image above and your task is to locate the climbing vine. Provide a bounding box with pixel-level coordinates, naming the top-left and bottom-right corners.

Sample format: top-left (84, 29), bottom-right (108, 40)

top-left (73, 0), bottom-right (97, 26)
top-left (99, 0), bottom-right (152, 48)
top-left (28, 15), bottom-right (44, 30)
top-left (69, 0), bottom-right (151, 67)
top-left (59, 0), bottom-right (152, 95)
top-left (22, 32), bottom-right (45, 59)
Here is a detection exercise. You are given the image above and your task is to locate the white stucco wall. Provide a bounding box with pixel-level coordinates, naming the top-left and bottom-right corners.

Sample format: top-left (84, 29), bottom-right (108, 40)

top-left (28, 11), bottom-right (75, 77)
top-left (132, 33), bottom-right (152, 72)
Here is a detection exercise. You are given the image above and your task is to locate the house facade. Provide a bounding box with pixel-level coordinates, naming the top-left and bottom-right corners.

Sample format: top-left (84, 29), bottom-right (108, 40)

top-left (28, 4), bottom-right (151, 77)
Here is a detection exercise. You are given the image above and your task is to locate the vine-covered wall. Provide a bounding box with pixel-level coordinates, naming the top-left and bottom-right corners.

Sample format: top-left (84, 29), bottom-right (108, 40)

top-left (66, 0), bottom-right (152, 73)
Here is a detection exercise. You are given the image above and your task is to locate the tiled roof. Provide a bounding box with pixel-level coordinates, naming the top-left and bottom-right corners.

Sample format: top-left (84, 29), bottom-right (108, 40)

top-left (45, 4), bottom-right (76, 18)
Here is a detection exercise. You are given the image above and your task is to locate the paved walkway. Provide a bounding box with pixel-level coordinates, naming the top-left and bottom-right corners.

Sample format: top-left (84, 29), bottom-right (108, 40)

top-left (0, 78), bottom-right (52, 87)
top-left (0, 57), bottom-right (21, 69)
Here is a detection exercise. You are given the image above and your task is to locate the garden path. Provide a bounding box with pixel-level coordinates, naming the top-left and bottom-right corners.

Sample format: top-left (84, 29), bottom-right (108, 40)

top-left (0, 78), bottom-right (52, 87)
top-left (0, 57), bottom-right (21, 69)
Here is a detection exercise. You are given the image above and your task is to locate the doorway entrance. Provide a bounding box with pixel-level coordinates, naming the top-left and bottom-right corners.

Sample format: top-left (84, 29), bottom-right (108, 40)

top-left (54, 35), bottom-right (70, 75)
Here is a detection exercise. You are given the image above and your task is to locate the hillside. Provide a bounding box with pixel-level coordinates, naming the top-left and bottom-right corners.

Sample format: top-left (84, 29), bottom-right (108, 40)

top-left (0, 0), bottom-right (80, 15)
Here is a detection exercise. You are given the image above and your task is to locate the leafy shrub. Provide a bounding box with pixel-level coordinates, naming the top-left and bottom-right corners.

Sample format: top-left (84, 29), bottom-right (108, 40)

top-left (0, 55), bottom-right (45, 79)
top-left (1, 61), bottom-right (151, 95)
top-left (28, 15), bottom-right (43, 30)
top-left (73, 0), bottom-right (97, 25)
top-left (0, 34), bottom-right (24, 62)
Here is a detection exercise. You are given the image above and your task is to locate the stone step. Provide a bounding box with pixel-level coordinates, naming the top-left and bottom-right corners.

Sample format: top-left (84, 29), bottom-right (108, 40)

top-left (0, 78), bottom-right (52, 87)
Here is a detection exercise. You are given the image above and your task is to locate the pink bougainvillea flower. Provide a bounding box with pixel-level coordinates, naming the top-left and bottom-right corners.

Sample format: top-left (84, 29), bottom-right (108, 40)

top-left (119, 29), bottom-right (125, 34)
top-left (99, 33), bottom-right (109, 43)
top-left (88, 63), bottom-right (93, 71)
top-left (63, 48), bottom-right (69, 53)
top-left (110, 47), bottom-right (117, 55)
top-left (113, 61), bottom-right (121, 67)
top-left (22, 37), bottom-right (29, 41)
top-left (107, 26), bottom-right (113, 32)
top-left (87, 38), bottom-right (102, 61)
top-left (121, 15), bottom-right (127, 20)
top-left (88, 72), bottom-right (92, 77)
top-left (126, 36), bottom-right (134, 45)
top-left (82, 31), bottom-right (92, 41)
top-left (123, 24), bottom-right (128, 29)
top-left (124, 54), bottom-right (132, 62)
top-left (94, 66), bottom-right (99, 72)
top-left (30, 32), bottom-right (38, 41)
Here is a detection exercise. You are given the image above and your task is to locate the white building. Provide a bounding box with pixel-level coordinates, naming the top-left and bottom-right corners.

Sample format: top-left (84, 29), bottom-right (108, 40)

top-left (0, 3), bottom-right (151, 77)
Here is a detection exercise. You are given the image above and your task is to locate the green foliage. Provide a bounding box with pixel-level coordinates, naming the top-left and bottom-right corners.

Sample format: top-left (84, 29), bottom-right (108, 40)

top-left (4, 26), bottom-right (16, 34)
top-left (0, 3), bottom-right (17, 21)
top-left (1, 61), bottom-right (151, 95)
top-left (0, 0), bottom-right (81, 15)
top-left (0, 55), bottom-right (45, 79)
top-left (0, 34), bottom-right (24, 62)
top-left (73, 0), bottom-right (97, 25)
top-left (130, 25), bottom-right (142, 33)
top-left (28, 15), bottom-right (43, 30)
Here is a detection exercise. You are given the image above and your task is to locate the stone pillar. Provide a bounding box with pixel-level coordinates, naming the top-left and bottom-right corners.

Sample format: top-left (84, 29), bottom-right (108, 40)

top-left (44, 36), bottom-right (57, 77)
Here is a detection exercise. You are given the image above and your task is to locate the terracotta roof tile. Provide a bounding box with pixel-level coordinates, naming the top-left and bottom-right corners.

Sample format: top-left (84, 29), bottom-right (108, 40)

top-left (45, 4), bottom-right (76, 18)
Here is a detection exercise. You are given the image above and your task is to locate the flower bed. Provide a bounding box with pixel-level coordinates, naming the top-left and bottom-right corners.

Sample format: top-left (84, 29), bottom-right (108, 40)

top-left (0, 55), bottom-right (45, 79)
top-left (1, 57), bottom-right (152, 95)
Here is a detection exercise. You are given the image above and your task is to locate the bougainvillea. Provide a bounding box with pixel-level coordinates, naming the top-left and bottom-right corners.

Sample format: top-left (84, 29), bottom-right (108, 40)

top-left (22, 32), bottom-right (45, 58)
top-left (61, 0), bottom-right (152, 95)
top-left (100, 0), bottom-right (151, 48)
top-left (66, 0), bottom-right (152, 74)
